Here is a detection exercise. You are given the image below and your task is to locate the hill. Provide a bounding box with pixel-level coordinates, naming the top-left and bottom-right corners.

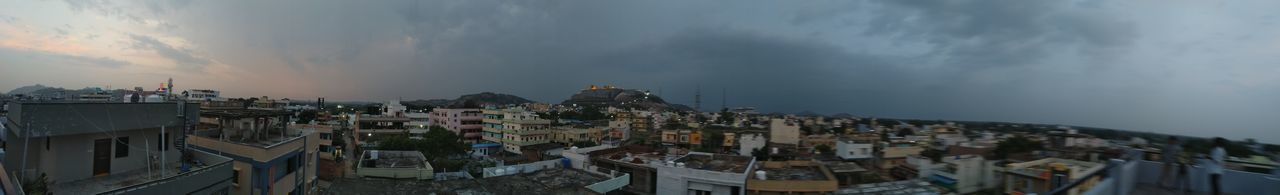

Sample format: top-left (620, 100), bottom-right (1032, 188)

top-left (402, 92), bottom-right (535, 109)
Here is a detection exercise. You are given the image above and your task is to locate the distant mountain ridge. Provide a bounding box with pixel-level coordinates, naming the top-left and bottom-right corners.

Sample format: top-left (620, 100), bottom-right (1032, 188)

top-left (403, 92), bottom-right (534, 108)
top-left (7, 84), bottom-right (50, 95)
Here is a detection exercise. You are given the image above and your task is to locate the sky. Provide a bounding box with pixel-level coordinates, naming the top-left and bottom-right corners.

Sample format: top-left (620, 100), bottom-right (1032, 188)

top-left (1, 0), bottom-right (1278, 143)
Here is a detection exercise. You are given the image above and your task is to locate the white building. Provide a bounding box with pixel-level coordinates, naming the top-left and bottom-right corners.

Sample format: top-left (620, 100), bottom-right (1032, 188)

top-left (738, 134), bottom-right (767, 156)
top-left (836, 138), bottom-right (875, 160)
top-left (653, 153), bottom-right (756, 195)
top-left (930, 155), bottom-right (1003, 194)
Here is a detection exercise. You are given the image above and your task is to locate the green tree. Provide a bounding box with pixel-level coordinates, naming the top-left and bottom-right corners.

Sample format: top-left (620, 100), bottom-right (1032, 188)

top-left (751, 148), bottom-right (769, 161)
top-left (717, 108), bottom-right (734, 125)
top-left (920, 148), bottom-right (945, 162)
top-left (994, 135), bottom-right (1044, 159)
top-left (295, 109), bottom-right (318, 124)
top-left (815, 144), bottom-right (833, 154)
top-left (572, 141), bottom-right (598, 148)
top-left (376, 126), bottom-right (468, 160)
top-left (897, 128), bottom-right (914, 137)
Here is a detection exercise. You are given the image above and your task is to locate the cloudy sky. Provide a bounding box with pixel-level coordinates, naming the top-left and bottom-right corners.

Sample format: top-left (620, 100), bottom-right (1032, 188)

top-left (2, 0), bottom-right (1278, 143)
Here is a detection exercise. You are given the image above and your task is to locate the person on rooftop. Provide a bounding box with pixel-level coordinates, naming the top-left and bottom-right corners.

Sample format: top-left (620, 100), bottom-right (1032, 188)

top-left (1207, 137), bottom-right (1227, 195)
top-left (1159, 136), bottom-right (1184, 189)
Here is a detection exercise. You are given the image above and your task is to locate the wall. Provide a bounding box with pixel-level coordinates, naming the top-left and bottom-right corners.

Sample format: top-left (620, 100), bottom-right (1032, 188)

top-left (738, 134), bottom-right (767, 156)
top-left (654, 162), bottom-right (751, 195)
top-left (9, 127), bottom-right (184, 183)
top-left (483, 158), bottom-right (565, 178)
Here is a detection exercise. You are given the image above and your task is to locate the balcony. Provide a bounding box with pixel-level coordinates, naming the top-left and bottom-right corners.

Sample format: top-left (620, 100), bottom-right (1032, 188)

top-left (502, 138), bottom-right (550, 146)
top-left (51, 149), bottom-right (233, 195)
top-left (482, 118), bottom-right (502, 124)
top-left (482, 126), bottom-right (502, 133)
top-left (1050, 159), bottom-right (1280, 195)
top-left (502, 129), bottom-right (550, 135)
top-left (503, 119), bottom-right (551, 125)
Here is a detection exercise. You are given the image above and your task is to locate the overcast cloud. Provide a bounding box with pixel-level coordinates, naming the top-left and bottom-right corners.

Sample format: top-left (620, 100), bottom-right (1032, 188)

top-left (1, 0), bottom-right (1278, 143)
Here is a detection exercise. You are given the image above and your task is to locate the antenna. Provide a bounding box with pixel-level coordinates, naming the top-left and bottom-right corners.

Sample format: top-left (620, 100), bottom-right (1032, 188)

top-left (694, 85), bottom-right (701, 112)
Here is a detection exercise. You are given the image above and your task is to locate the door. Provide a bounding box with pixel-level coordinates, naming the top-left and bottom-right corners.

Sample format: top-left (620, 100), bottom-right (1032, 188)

top-left (93, 139), bottom-right (111, 176)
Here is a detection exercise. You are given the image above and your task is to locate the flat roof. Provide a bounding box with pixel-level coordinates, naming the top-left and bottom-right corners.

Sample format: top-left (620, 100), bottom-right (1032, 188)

top-left (5, 102), bottom-right (199, 137)
top-left (327, 168), bottom-right (606, 194)
top-left (674, 153), bottom-right (754, 173)
top-left (200, 109), bottom-right (289, 118)
top-left (361, 150), bottom-right (428, 169)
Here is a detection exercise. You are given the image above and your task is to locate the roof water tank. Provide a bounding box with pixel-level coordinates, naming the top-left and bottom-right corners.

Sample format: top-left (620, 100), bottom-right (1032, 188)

top-left (144, 94), bottom-right (164, 102)
top-left (755, 170), bottom-right (767, 180)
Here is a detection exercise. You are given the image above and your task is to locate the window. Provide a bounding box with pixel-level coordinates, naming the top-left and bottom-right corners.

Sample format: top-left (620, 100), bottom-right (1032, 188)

top-left (319, 133), bottom-right (332, 140)
top-left (286, 156), bottom-right (298, 174)
top-left (232, 170), bottom-right (240, 184)
top-left (115, 137), bottom-right (130, 158)
top-left (691, 190), bottom-right (711, 195)
top-left (45, 137), bottom-right (50, 150)
top-left (158, 133), bottom-right (169, 151)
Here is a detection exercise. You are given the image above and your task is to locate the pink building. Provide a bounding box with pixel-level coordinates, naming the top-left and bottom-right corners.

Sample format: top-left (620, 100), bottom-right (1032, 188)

top-left (428, 108), bottom-right (484, 144)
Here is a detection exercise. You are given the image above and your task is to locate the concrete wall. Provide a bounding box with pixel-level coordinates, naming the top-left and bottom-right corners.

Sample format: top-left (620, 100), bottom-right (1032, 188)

top-left (738, 134), bottom-right (767, 156)
top-left (105, 149), bottom-right (234, 195)
top-left (654, 163), bottom-right (751, 195)
top-left (483, 158), bottom-right (565, 178)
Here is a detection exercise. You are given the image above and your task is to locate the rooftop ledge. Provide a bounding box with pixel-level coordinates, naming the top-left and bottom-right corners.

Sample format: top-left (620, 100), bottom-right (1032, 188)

top-left (50, 149), bottom-right (233, 195)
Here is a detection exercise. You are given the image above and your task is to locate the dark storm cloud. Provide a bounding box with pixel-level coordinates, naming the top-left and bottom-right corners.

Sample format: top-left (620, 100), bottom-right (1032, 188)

top-left (865, 0), bottom-right (1137, 68)
top-left (128, 34), bottom-right (210, 68)
top-left (13, 0), bottom-right (1277, 142)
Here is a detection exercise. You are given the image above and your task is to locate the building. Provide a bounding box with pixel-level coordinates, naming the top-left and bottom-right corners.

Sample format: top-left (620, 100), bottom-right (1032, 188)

top-left (738, 134), bottom-right (767, 156)
top-left (927, 155), bottom-right (1002, 194)
top-left (184, 89), bottom-right (222, 101)
top-left (769, 119), bottom-right (799, 145)
top-left (294, 124), bottom-right (338, 160)
top-left (353, 110), bottom-right (409, 149)
top-left (745, 160), bottom-right (839, 194)
top-left (661, 130), bottom-right (702, 146)
top-left (355, 150), bottom-right (433, 180)
top-left (835, 137), bottom-right (875, 161)
top-left (552, 127), bottom-right (604, 146)
top-left (587, 145), bottom-right (663, 194)
top-left (880, 142), bottom-right (926, 169)
top-left (191, 108), bottom-right (320, 195)
top-left (1002, 158), bottom-right (1104, 195)
top-left (653, 152), bottom-right (756, 195)
top-left (4, 102), bottom-right (234, 194)
top-left (428, 108), bottom-right (483, 144)
top-left (481, 107), bottom-right (553, 155)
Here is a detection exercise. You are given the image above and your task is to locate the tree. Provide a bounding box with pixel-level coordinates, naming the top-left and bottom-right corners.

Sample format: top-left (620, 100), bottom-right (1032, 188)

top-left (376, 126), bottom-right (467, 160)
top-left (815, 144), bottom-right (833, 155)
top-left (717, 108), bottom-right (734, 125)
top-left (920, 149), bottom-right (945, 162)
top-left (295, 110), bottom-right (318, 124)
top-left (751, 148), bottom-right (769, 161)
top-left (994, 135), bottom-right (1044, 159)
top-left (897, 128), bottom-right (914, 137)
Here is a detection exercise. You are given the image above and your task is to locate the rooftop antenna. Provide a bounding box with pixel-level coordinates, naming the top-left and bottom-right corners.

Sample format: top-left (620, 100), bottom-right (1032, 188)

top-left (694, 85), bottom-right (702, 112)
top-left (721, 87), bottom-right (726, 110)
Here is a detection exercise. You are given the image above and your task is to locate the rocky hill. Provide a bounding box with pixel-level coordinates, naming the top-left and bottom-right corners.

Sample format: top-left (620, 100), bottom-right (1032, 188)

top-left (561, 86), bottom-right (674, 111)
top-left (403, 92), bottom-right (535, 109)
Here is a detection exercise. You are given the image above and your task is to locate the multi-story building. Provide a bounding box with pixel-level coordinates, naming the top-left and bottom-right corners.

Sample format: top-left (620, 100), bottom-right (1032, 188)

top-left (4, 102), bottom-right (234, 195)
top-left (1002, 158), bottom-right (1104, 195)
top-left (428, 108), bottom-right (483, 144)
top-left (480, 107), bottom-right (553, 155)
top-left (880, 141), bottom-right (926, 169)
top-left (745, 160), bottom-right (839, 194)
top-left (661, 130), bottom-right (702, 147)
top-left (354, 112), bottom-right (408, 149)
top-left (653, 152), bottom-right (756, 195)
top-left (552, 127), bottom-right (604, 146)
top-left (769, 118), bottom-right (800, 145)
top-left (294, 124), bottom-right (338, 160)
top-left (184, 89), bottom-right (222, 101)
top-left (191, 108), bottom-right (320, 195)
